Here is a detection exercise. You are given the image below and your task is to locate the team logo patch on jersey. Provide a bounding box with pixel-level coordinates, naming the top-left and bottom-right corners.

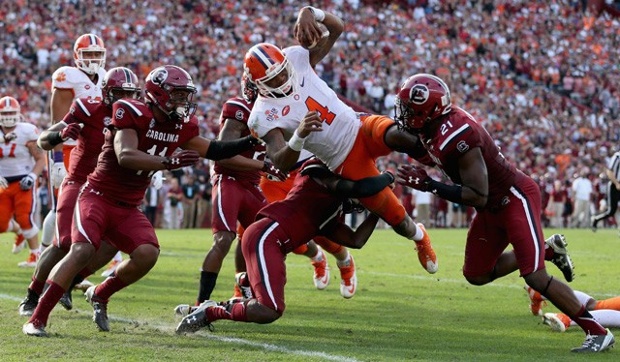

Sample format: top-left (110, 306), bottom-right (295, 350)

top-left (294, 94), bottom-right (300, 101)
top-left (410, 84), bottom-right (430, 105)
top-left (115, 108), bottom-right (125, 119)
top-left (282, 105), bottom-right (290, 116)
top-left (103, 116), bottom-right (112, 126)
top-left (55, 72), bottom-right (66, 82)
top-left (265, 108), bottom-right (279, 122)
top-left (457, 140), bottom-right (469, 153)
top-left (85, 85), bottom-right (91, 90)
top-left (235, 110), bottom-right (244, 121)
top-left (149, 119), bottom-right (156, 128)
top-left (70, 106), bottom-right (76, 114)
top-left (175, 123), bottom-right (183, 130)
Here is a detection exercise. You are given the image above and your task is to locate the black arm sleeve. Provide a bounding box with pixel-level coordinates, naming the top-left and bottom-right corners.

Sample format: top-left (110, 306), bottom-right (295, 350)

top-left (333, 172), bottom-right (394, 198)
top-left (204, 135), bottom-right (258, 161)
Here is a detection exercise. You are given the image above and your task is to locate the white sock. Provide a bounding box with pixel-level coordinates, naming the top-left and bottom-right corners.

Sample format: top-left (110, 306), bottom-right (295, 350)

top-left (571, 310), bottom-right (620, 328)
top-left (336, 251), bottom-right (351, 268)
top-left (412, 226), bottom-right (424, 241)
top-left (41, 210), bottom-right (56, 247)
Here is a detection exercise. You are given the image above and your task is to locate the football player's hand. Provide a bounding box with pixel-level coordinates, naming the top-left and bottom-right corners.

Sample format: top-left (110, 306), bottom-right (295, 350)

top-left (396, 164), bottom-right (431, 192)
top-left (19, 173), bottom-right (37, 190)
top-left (59, 123), bottom-right (84, 141)
top-left (297, 111), bottom-right (323, 138)
top-left (294, 9), bottom-right (327, 49)
top-left (50, 162), bottom-right (67, 188)
top-left (163, 150), bottom-right (200, 170)
top-left (262, 161), bottom-right (287, 181)
top-left (3, 132), bottom-right (17, 142)
top-left (150, 170), bottom-right (165, 190)
top-left (0, 176), bottom-right (8, 189)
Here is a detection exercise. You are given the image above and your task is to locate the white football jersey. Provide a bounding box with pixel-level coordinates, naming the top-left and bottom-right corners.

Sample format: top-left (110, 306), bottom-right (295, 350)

top-left (0, 122), bottom-right (40, 177)
top-left (51, 66), bottom-right (105, 146)
top-left (248, 46), bottom-right (360, 171)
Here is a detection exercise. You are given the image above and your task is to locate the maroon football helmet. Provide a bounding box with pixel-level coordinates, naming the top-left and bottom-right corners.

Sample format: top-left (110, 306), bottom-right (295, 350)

top-left (145, 65), bottom-right (197, 122)
top-left (395, 73), bottom-right (452, 130)
top-left (101, 67), bottom-right (140, 106)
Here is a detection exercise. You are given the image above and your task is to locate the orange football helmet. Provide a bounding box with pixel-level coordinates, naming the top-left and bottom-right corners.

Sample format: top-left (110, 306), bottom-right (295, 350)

top-left (243, 43), bottom-right (296, 98)
top-left (395, 73), bottom-right (452, 130)
top-left (0, 96), bottom-right (22, 127)
top-left (73, 33), bottom-right (106, 75)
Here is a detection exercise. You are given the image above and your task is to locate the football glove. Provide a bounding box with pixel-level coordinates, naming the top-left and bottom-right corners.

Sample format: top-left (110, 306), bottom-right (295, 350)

top-left (19, 173), bottom-right (37, 190)
top-left (59, 122), bottom-right (83, 141)
top-left (396, 164), bottom-right (431, 192)
top-left (162, 150), bottom-right (200, 170)
top-left (262, 161), bottom-right (287, 181)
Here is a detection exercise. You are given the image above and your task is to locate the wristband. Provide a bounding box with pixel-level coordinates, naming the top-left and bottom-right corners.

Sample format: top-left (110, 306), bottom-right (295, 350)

top-left (305, 6), bottom-right (325, 22)
top-left (287, 131), bottom-right (306, 152)
top-left (53, 150), bottom-right (64, 162)
top-left (428, 179), bottom-right (463, 204)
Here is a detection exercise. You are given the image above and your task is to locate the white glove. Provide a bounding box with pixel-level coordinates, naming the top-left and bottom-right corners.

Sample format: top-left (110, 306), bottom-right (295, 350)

top-left (150, 170), bottom-right (165, 190)
top-left (0, 176), bottom-right (8, 189)
top-left (19, 173), bottom-right (37, 190)
top-left (50, 162), bottom-right (67, 189)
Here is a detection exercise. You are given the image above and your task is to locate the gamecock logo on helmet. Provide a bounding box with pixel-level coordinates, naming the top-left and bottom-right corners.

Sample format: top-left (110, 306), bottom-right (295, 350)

top-left (409, 85), bottom-right (429, 105)
top-left (152, 69), bottom-right (168, 85)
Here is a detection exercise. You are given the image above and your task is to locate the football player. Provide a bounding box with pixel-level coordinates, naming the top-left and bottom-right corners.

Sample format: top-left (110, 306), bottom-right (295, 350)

top-left (176, 159), bottom-right (394, 332)
top-left (243, 6), bottom-right (437, 276)
top-left (44, 33), bottom-right (124, 277)
top-left (0, 96), bottom-right (45, 267)
top-left (18, 67), bottom-right (141, 317)
top-left (394, 73), bottom-right (614, 353)
top-left (194, 73), bottom-right (286, 306)
top-left (23, 65), bottom-right (259, 337)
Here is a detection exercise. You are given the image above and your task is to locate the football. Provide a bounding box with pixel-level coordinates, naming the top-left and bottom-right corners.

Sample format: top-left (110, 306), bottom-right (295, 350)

top-left (306, 22), bottom-right (330, 49)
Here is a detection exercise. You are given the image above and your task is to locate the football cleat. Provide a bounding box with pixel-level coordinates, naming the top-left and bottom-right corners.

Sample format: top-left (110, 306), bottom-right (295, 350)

top-left (235, 272), bottom-right (253, 299)
top-left (542, 312), bottom-right (570, 332)
top-left (415, 223), bottom-right (438, 274)
top-left (311, 248), bottom-right (330, 290)
top-left (101, 260), bottom-right (121, 277)
top-left (175, 300), bottom-right (217, 334)
top-left (18, 289), bottom-right (40, 317)
top-left (524, 285), bottom-right (546, 316)
top-left (12, 233), bottom-right (26, 254)
top-left (59, 290), bottom-right (73, 311)
top-left (74, 278), bottom-right (94, 292)
top-left (545, 234), bottom-right (575, 282)
top-left (174, 304), bottom-right (198, 318)
top-left (85, 286), bottom-right (109, 332)
top-left (338, 255), bottom-right (357, 299)
top-left (571, 329), bottom-right (615, 353)
top-left (23, 322), bottom-right (48, 337)
top-left (18, 252), bottom-right (39, 268)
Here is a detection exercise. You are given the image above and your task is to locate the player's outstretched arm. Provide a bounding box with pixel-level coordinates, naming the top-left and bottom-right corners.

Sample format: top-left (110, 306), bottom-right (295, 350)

top-left (295, 6), bottom-right (344, 68)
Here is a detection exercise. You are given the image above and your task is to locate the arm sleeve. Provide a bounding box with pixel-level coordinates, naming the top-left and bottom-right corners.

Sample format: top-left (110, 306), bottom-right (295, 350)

top-left (204, 135), bottom-right (258, 161)
top-left (333, 172), bottom-right (394, 198)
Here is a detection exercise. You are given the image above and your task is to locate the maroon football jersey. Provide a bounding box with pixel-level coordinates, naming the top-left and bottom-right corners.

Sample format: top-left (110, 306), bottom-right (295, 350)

top-left (257, 172), bottom-right (342, 251)
top-left (418, 106), bottom-right (518, 210)
top-left (212, 97), bottom-right (265, 183)
top-left (87, 99), bottom-right (199, 206)
top-left (63, 98), bottom-right (110, 183)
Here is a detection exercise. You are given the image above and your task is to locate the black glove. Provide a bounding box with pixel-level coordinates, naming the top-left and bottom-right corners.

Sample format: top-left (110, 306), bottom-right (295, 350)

top-left (162, 150), bottom-right (200, 170)
top-left (262, 161), bottom-right (287, 181)
top-left (59, 123), bottom-right (83, 141)
top-left (396, 164), bottom-right (431, 192)
top-left (19, 173), bottom-right (37, 190)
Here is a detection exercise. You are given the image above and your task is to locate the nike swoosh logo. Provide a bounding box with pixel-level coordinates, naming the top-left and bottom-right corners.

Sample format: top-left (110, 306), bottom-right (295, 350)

top-left (300, 77), bottom-right (305, 87)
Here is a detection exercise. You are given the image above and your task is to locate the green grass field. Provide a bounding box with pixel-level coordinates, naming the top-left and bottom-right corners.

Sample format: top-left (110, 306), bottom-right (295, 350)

top-left (1, 227), bottom-right (618, 361)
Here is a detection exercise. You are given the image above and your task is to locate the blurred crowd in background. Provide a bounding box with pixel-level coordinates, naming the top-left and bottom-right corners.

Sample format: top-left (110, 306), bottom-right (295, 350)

top-left (2, 0), bottom-right (620, 230)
